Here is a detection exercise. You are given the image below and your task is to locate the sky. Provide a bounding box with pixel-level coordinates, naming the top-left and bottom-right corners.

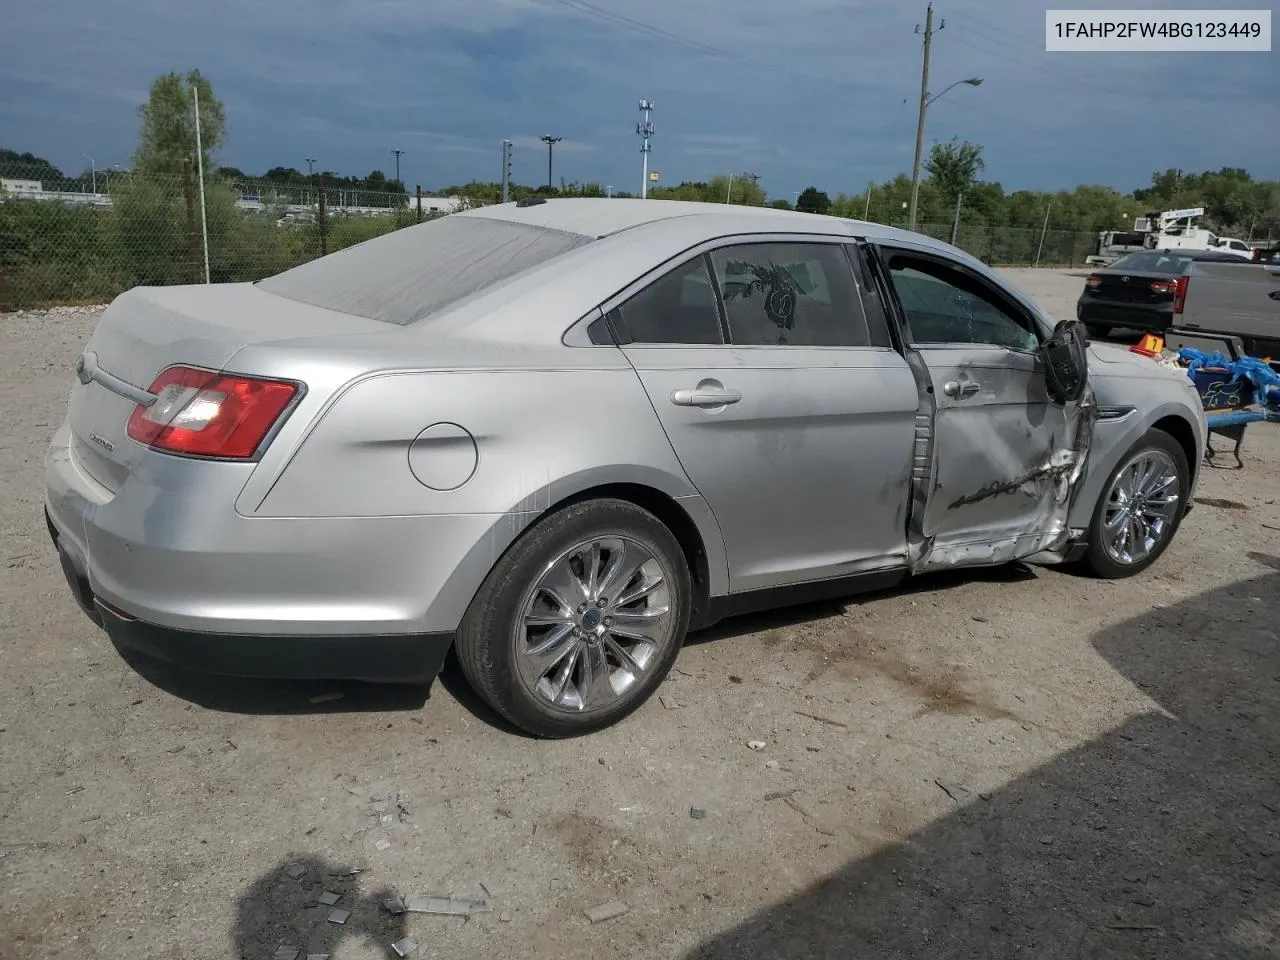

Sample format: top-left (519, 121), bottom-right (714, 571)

top-left (1, 0), bottom-right (1276, 200)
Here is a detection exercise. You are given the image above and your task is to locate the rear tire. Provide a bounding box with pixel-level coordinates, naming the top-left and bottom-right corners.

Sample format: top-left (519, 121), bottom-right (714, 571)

top-left (1081, 429), bottom-right (1189, 579)
top-left (455, 498), bottom-right (691, 738)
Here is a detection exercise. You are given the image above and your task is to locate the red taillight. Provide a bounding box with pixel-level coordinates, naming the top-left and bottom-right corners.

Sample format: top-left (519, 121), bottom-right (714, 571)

top-left (1085, 274), bottom-right (1102, 291)
top-left (1150, 279), bottom-right (1174, 295)
top-left (126, 365), bottom-right (299, 459)
top-left (1172, 275), bottom-right (1189, 314)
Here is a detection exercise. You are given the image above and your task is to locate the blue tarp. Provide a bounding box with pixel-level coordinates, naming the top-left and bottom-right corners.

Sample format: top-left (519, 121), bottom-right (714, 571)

top-left (1177, 348), bottom-right (1280, 411)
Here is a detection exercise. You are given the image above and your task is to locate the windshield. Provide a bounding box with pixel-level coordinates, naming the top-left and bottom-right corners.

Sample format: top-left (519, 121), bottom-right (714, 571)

top-left (1108, 251), bottom-right (1198, 274)
top-left (257, 215), bottom-right (593, 325)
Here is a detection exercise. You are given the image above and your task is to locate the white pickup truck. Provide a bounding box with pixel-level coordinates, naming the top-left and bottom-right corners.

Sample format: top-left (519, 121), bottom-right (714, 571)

top-left (1156, 228), bottom-right (1255, 260)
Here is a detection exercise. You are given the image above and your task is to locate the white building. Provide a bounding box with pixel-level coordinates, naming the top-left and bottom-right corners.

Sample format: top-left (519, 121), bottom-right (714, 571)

top-left (1, 178), bottom-right (44, 197)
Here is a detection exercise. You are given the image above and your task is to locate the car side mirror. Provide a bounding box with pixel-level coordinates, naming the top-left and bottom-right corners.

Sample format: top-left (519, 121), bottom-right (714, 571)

top-left (1042, 319), bottom-right (1089, 405)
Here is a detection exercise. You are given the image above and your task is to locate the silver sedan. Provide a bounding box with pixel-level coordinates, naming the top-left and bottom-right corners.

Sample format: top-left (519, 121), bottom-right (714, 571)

top-left (45, 199), bottom-right (1207, 737)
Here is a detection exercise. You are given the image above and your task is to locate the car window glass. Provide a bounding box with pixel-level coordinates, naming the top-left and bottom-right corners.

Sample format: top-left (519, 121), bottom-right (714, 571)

top-left (887, 256), bottom-right (1039, 351)
top-left (709, 243), bottom-right (869, 346)
top-left (608, 257), bottom-right (724, 345)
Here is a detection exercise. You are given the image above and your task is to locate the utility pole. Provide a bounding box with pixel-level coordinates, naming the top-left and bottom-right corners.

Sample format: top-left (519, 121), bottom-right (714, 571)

top-left (501, 140), bottom-right (513, 203)
top-left (391, 148), bottom-right (404, 186)
top-left (908, 2), bottom-right (938, 233)
top-left (305, 157), bottom-right (315, 176)
top-left (864, 184), bottom-right (872, 220)
top-left (540, 135), bottom-right (562, 190)
top-left (637, 99), bottom-right (654, 198)
top-left (950, 191), bottom-right (963, 244)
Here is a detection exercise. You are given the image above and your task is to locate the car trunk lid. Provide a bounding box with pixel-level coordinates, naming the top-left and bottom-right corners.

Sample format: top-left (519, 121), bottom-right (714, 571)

top-left (68, 282), bottom-right (387, 493)
top-left (1093, 270), bottom-right (1177, 304)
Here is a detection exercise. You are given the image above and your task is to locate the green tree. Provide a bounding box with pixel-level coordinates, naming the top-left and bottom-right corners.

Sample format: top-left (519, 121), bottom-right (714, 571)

top-left (795, 187), bottom-right (831, 214)
top-left (135, 70), bottom-right (227, 177)
top-left (924, 138), bottom-right (985, 207)
top-left (0, 149), bottom-right (66, 183)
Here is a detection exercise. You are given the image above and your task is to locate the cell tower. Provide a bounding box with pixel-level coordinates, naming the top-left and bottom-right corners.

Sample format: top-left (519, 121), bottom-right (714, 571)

top-left (637, 99), bottom-right (654, 199)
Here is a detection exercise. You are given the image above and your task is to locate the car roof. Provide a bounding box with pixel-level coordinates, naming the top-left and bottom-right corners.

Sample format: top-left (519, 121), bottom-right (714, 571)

top-left (458, 196), bottom-right (934, 248)
top-left (1146, 248), bottom-right (1244, 260)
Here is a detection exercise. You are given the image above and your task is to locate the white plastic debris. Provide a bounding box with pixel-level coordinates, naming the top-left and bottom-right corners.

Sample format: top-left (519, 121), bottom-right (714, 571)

top-left (584, 900), bottom-right (629, 923)
top-left (404, 893), bottom-right (491, 915)
top-left (746, 740), bottom-right (766, 750)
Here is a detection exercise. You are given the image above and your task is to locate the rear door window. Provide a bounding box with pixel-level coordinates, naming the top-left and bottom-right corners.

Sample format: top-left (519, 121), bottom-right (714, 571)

top-left (708, 242), bottom-right (871, 346)
top-left (606, 256), bottom-right (725, 345)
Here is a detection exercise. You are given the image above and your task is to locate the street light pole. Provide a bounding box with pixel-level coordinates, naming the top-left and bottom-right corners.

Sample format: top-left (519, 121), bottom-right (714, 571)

top-left (83, 154), bottom-right (95, 194)
top-left (906, 1), bottom-right (984, 233)
top-left (908, 73), bottom-right (984, 231)
top-left (540, 135), bottom-right (560, 189)
top-left (305, 157), bottom-right (315, 176)
top-left (391, 148), bottom-right (404, 186)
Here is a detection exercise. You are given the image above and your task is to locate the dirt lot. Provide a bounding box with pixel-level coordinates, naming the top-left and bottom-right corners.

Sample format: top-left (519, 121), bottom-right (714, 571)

top-left (2, 269), bottom-right (1278, 960)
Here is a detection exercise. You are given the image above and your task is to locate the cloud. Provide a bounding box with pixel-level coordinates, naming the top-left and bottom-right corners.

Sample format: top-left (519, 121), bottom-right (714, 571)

top-left (0, 0), bottom-right (1274, 196)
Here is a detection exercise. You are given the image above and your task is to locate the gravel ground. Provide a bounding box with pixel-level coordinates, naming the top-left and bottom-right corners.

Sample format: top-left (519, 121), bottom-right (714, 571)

top-left (2, 270), bottom-right (1278, 960)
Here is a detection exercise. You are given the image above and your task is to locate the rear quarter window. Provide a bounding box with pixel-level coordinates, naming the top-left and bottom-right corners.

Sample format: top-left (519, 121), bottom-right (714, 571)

top-left (256, 215), bottom-right (592, 325)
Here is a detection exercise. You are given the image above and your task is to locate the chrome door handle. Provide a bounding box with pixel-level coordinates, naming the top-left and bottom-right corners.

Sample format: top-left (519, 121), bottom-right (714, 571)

top-left (943, 380), bottom-right (980, 399)
top-left (671, 387), bottom-right (742, 407)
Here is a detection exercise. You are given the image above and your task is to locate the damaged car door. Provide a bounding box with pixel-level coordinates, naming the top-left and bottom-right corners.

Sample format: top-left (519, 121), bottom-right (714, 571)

top-left (872, 246), bottom-right (1091, 571)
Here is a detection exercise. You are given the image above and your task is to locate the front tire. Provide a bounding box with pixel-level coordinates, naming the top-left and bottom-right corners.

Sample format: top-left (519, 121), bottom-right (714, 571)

top-left (1081, 429), bottom-right (1189, 579)
top-left (455, 498), bottom-right (692, 738)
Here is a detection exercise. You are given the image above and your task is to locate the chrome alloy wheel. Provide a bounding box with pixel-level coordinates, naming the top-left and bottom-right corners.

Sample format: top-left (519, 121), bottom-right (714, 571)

top-left (514, 537), bottom-right (675, 713)
top-left (1101, 448), bottom-right (1182, 566)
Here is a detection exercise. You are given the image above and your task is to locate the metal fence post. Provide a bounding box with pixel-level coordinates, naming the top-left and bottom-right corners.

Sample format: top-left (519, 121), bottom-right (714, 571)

top-left (183, 158), bottom-right (202, 284)
top-left (416, 185), bottom-right (423, 224)
top-left (317, 173), bottom-right (328, 257)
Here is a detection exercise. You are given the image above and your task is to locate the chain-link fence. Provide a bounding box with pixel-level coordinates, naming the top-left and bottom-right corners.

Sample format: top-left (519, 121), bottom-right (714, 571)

top-left (0, 163), bottom-right (455, 310)
top-left (905, 221), bottom-right (1096, 269)
top-left (2, 162), bottom-right (1098, 310)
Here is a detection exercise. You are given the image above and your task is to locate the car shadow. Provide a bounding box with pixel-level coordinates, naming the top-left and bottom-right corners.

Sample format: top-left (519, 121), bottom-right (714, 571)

top-left (112, 561), bottom-right (1054, 728)
top-left (232, 853), bottom-right (408, 960)
top-left (686, 561), bottom-right (1280, 959)
top-left (685, 561), bottom-right (1041, 647)
top-left (112, 642), bottom-right (431, 716)
top-left (437, 562), bottom-right (1044, 734)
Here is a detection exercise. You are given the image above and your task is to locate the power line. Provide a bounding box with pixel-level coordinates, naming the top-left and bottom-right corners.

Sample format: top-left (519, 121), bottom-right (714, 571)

top-left (946, 10), bottom-right (1156, 85)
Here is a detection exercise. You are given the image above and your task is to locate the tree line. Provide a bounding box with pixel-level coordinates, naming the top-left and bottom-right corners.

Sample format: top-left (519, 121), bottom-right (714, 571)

top-left (5, 65), bottom-right (1277, 241)
top-left (4, 67), bottom-right (1279, 313)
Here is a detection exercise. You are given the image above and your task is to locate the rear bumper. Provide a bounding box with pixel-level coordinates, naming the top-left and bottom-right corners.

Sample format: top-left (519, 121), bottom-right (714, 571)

top-left (47, 506), bottom-right (452, 683)
top-left (44, 423), bottom-right (510, 637)
top-left (1076, 299), bottom-right (1172, 331)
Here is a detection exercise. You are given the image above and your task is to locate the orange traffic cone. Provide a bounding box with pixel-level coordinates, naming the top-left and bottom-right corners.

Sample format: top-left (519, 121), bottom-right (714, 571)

top-left (1130, 332), bottom-right (1164, 358)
